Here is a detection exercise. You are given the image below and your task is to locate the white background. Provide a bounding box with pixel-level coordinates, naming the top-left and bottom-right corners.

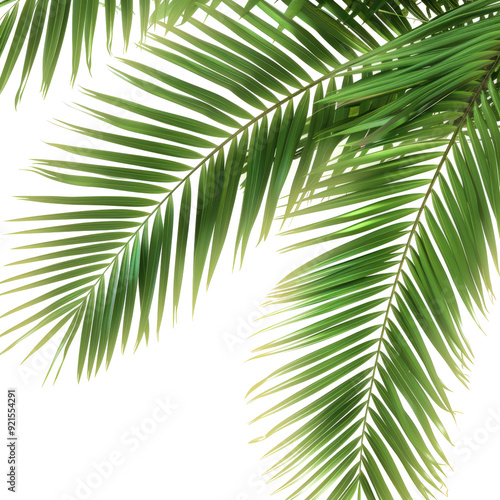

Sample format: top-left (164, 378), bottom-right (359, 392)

top-left (0, 6), bottom-right (500, 500)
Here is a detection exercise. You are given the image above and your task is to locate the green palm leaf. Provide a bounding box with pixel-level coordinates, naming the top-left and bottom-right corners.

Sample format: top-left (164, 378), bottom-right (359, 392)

top-left (250, 5), bottom-right (500, 498)
top-left (1, 0), bottom-right (406, 382)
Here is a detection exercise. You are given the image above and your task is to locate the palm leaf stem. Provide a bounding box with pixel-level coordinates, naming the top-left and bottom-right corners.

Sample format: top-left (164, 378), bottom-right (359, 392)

top-left (52, 66), bottom-right (350, 317)
top-left (353, 54), bottom-right (500, 487)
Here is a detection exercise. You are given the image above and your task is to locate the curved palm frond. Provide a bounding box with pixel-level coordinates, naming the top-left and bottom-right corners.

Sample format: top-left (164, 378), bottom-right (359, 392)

top-left (0, 0), bottom-right (207, 102)
top-left (249, 5), bottom-right (500, 499)
top-left (0, 0), bottom-right (409, 381)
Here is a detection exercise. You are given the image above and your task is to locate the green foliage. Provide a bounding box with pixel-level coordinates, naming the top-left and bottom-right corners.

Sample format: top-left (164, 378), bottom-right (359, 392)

top-left (251, 10), bottom-right (500, 494)
top-left (1, 0), bottom-right (405, 382)
top-left (2, 0), bottom-right (500, 498)
top-left (0, 0), bottom-right (207, 102)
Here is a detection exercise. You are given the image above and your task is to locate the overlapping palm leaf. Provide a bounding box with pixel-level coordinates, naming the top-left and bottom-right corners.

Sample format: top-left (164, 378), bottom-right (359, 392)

top-left (249, 4), bottom-right (500, 499)
top-left (2, 0), bottom-right (500, 498)
top-left (0, 0), bottom-right (447, 102)
top-left (0, 0), bottom-right (412, 382)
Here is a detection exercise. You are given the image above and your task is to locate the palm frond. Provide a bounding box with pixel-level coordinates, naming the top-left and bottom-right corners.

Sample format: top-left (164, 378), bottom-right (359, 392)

top-left (0, 0), bottom-right (407, 382)
top-left (249, 5), bottom-right (500, 498)
top-left (0, 0), bottom-right (204, 102)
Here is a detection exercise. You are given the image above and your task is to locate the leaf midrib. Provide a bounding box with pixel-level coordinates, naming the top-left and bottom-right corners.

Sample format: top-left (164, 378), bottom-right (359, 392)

top-left (61, 70), bottom-right (338, 323)
top-left (353, 55), bottom-right (500, 488)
